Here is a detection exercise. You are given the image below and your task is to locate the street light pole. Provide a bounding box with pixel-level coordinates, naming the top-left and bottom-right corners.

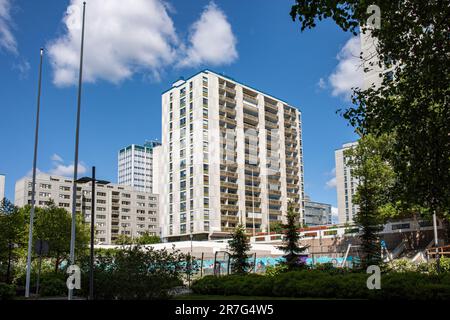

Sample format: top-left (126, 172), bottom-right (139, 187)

top-left (69, 1), bottom-right (86, 300)
top-left (25, 48), bottom-right (44, 298)
top-left (252, 166), bottom-right (255, 237)
top-left (433, 211), bottom-right (441, 273)
top-left (75, 168), bottom-right (109, 301)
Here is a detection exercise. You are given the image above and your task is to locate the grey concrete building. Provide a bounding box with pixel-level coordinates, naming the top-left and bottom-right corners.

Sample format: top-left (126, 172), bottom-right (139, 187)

top-left (15, 173), bottom-right (159, 244)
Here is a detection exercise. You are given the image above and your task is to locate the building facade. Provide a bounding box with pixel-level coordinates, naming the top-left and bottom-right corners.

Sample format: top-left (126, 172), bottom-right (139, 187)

top-left (118, 140), bottom-right (161, 193)
top-left (0, 174), bottom-right (5, 201)
top-left (15, 173), bottom-right (159, 244)
top-left (335, 142), bottom-right (359, 224)
top-left (304, 196), bottom-right (332, 226)
top-left (159, 70), bottom-right (305, 241)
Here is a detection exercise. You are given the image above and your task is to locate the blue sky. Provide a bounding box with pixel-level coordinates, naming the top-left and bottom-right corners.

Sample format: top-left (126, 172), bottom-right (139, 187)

top-left (0, 0), bottom-right (361, 212)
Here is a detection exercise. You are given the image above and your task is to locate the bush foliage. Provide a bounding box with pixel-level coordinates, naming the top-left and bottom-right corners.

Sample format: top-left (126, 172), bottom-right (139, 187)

top-left (192, 269), bottom-right (450, 300)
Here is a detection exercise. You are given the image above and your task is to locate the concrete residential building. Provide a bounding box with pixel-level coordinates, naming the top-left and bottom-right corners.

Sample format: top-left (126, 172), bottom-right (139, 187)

top-left (0, 174), bottom-right (5, 200)
top-left (304, 196), bottom-right (332, 226)
top-left (15, 173), bottom-right (159, 244)
top-left (118, 140), bottom-right (162, 193)
top-left (335, 142), bottom-right (359, 223)
top-left (159, 70), bottom-right (305, 241)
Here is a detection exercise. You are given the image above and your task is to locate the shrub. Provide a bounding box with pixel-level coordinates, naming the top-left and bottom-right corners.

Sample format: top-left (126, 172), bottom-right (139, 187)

top-left (39, 272), bottom-right (68, 297)
top-left (0, 283), bottom-right (16, 300)
top-left (77, 245), bottom-right (191, 300)
top-left (265, 264), bottom-right (288, 277)
top-left (192, 269), bottom-right (450, 299)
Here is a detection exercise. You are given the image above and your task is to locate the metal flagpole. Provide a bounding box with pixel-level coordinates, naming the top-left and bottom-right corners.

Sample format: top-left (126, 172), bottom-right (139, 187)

top-left (69, 1), bottom-right (86, 300)
top-left (25, 48), bottom-right (44, 298)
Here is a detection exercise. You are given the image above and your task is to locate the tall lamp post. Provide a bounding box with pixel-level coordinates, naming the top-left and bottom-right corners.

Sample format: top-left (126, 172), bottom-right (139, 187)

top-left (76, 166), bottom-right (110, 300)
top-left (25, 48), bottom-right (44, 298)
top-left (69, 1), bottom-right (86, 300)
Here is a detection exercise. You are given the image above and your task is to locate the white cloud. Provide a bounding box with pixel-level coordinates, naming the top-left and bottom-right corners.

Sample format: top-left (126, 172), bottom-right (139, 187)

top-left (178, 2), bottom-right (237, 67)
top-left (331, 207), bottom-right (339, 224)
top-left (328, 36), bottom-right (363, 100)
top-left (325, 167), bottom-right (337, 189)
top-left (325, 177), bottom-right (337, 189)
top-left (317, 77), bottom-right (326, 89)
top-left (13, 58), bottom-right (30, 79)
top-left (47, 0), bottom-right (178, 86)
top-left (0, 0), bottom-right (17, 54)
top-left (51, 153), bottom-right (64, 162)
top-left (49, 163), bottom-right (87, 177)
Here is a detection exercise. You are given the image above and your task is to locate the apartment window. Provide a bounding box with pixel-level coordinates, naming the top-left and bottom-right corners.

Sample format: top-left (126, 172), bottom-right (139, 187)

top-left (180, 224), bottom-right (187, 234)
top-left (204, 198), bottom-right (209, 208)
top-left (40, 183), bottom-right (51, 189)
top-left (204, 186), bottom-right (209, 196)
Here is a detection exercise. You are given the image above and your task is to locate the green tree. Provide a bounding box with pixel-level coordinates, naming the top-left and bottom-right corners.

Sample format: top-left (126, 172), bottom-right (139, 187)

top-left (269, 221), bottom-right (284, 234)
top-left (345, 134), bottom-right (396, 266)
top-left (33, 201), bottom-right (90, 273)
top-left (114, 234), bottom-right (134, 245)
top-left (0, 199), bottom-right (27, 282)
top-left (278, 202), bottom-right (307, 271)
top-left (134, 232), bottom-right (161, 245)
top-left (228, 224), bottom-right (251, 274)
top-left (290, 0), bottom-right (450, 237)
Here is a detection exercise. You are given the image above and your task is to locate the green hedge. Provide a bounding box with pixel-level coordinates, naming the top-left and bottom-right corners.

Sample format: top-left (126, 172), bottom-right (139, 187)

top-left (0, 283), bottom-right (16, 300)
top-left (192, 271), bottom-right (450, 300)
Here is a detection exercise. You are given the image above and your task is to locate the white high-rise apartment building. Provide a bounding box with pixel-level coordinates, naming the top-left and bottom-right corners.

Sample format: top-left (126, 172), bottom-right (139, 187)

top-left (159, 70), bottom-right (305, 241)
top-left (15, 173), bottom-right (159, 244)
top-left (335, 142), bottom-right (359, 223)
top-left (334, 29), bottom-right (394, 224)
top-left (0, 174), bottom-right (5, 201)
top-left (118, 140), bottom-right (161, 193)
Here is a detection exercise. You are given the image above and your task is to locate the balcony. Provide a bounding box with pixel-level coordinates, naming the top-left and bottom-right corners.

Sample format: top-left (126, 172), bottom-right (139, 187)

top-left (265, 121), bottom-right (278, 130)
top-left (245, 174), bottom-right (261, 183)
top-left (246, 206), bottom-right (261, 213)
top-left (243, 93), bottom-right (258, 106)
top-left (220, 115), bottom-right (237, 126)
top-left (243, 113), bottom-right (259, 125)
top-left (221, 204), bottom-right (239, 211)
top-left (245, 185), bottom-right (260, 193)
top-left (221, 214), bottom-right (239, 222)
top-left (269, 199), bottom-right (282, 206)
top-left (268, 188), bottom-right (281, 195)
top-left (221, 181), bottom-right (238, 189)
top-left (244, 164), bottom-right (260, 173)
top-left (244, 154), bottom-right (259, 164)
top-left (219, 84), bottom-right (236, 95)
top-left (221, 171), bottom-right (238, 179)
top-left (219, 95), bottom-right (236, 105)
top-left (287, 183), bottom-right (298, 190)
top-left (269, 209), bottom-right (282, 216)
top-left (221, 192), bottom-right (239, 200)
top-left (264, 103), bottom-right (278, 114)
